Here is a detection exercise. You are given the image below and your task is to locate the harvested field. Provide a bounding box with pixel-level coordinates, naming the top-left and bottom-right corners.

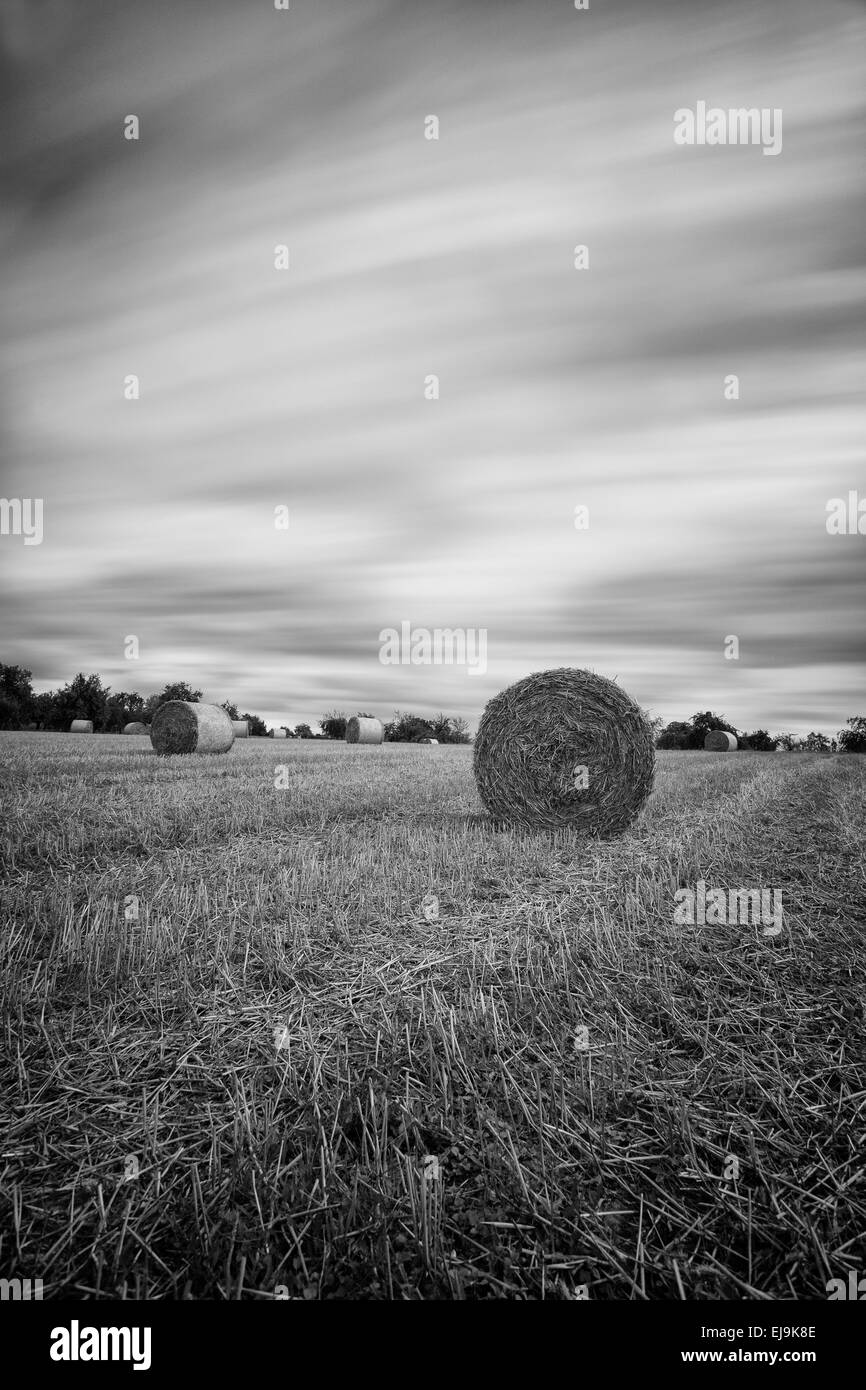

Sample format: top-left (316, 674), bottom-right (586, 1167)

top-left (0, 733), bottom-right (864, 1301)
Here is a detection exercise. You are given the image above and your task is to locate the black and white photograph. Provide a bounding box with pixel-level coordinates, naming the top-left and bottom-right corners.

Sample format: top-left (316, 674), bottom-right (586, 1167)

top-left (1, 0), bottom-right (864, 1348)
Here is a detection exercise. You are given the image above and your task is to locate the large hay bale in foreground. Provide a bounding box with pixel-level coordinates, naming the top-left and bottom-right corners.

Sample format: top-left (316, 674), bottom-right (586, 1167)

top-left (150, 701), bottom-right (234, 755)
top-left (231, 720), bottom-right (249, 739)
top-left (123, 722), bottom-right (148, 735)
top-left (473, 668), bottom-right (655, 835)
top-left (704, 730), bottom-right (738, 751)
top-left (70, 719), bottom-right (93, 733)
top-left (346, 716), bottom-right (384, 745)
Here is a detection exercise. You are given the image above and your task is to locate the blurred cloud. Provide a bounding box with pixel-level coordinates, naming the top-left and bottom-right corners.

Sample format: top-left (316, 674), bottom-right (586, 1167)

top-left (0, 0), bottom-right (864, 734)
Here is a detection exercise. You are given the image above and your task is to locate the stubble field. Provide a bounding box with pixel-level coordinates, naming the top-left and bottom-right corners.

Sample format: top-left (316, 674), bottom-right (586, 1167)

top-left (1, 733), bottom-right (864, 1299)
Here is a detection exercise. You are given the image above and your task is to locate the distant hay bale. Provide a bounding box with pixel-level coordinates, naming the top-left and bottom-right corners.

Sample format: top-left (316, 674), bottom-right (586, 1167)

top-left (704, 730), bottom-right (738, 751)
top-left (231, 720), bottom-right (249, 739)
top-left (473, 667), bottom-right (655, 835)
top-left (150, 701), bottom-right (234, 755)
top-left (271, 728), bottom-right (287, 739)
top-left (426, 738), bottom-right (439, 745)
top-left (123, 722), bottom-right (148, 735)
top-left (346, 716), bottom-right (384, 745)
top-left (70, 719), bottom-right (94, 733)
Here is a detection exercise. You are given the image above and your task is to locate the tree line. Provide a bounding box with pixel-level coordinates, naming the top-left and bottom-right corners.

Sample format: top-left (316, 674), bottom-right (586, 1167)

top-left (320, 710), bottom-right (470, 743)
top-left (0, 667), bottom-right (471, 743)
top-left (2, 667), bottom-right (862, 751)
top-left (653, 709), bottom-right (866, 754)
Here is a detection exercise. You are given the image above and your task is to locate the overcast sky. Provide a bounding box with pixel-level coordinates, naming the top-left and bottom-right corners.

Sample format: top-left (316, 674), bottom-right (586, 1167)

top-left (1, 0), bottom-right (863, 735)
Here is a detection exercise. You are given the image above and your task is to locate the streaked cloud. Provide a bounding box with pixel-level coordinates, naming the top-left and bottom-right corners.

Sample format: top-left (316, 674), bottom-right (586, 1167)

top-left (0, 0), bottom-right (863, 735)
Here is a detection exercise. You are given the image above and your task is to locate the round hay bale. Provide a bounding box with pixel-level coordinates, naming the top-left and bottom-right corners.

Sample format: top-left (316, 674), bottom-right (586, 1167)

top-left (472, 668), bottom-right (655, 835)
top-left (271, 728), bottom-right (287, 739)
top-left (123, 721), bottom-right (148, 735)
top-left (346, 716), bottom-right (384, 745)
top-left (150, 701), bottom-right (234, 755)
top-left (70, 719), bottom-right (94, 733)
top-left (231, 720), bottom-right (249, 739)
top-left (704, 730), bottom-right (738, 751)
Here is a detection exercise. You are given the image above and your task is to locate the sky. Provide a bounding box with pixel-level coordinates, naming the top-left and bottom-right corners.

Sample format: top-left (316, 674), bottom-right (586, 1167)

top-left (0, 0), bottom-right (864, 736)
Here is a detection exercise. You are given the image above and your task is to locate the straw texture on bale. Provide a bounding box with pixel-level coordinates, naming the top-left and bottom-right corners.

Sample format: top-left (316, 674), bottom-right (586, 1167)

top-left (473, 668), bottom-right (655, 835)
top-left (123, 722), bottom-right (148, 735)
top-left (70, 720), bottom-right (94, 733)
top-left (150, 701), bottom-right (234, 755)
top-left (231, 720), bottom-right (249, 738)
top-left (346, 716), bottom-right (384, 745)
top-left (704, 730), bottom-right (738, 751)
top-left (271, 728), bottom-right (287, 738)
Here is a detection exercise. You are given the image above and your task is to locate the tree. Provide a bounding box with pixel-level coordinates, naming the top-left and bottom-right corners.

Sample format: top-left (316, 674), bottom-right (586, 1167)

top-left (241, 712), bottom-right (268, 737)
top-left (32, 690), bottom-right (60, 730)
top-left (656, 720), bottom-right (692, 750)
top-left (0, 691), bottom-right (19, 729)
top-left (320, 710), bottom-right (347, 740)
top-left (384, 711), bottom-right (435, 742)
top-left (104, 690), bottom-right (146, 732)
top-left (774, 732), bottom-right (798, 751)
top-left (430, 713), bottom-right (452, 742)
top-left (685, 711), bottom-right (737, 750)
top-left (838, 717), bottom-right (866, 754)
top-left (803, 731), bottom-right (831, 752)
top-left (0, 663), bottom-right (34, 728)
top-left (380, 710), bottom-right (469, 743)
top-left (742, 729), bottom-right (776, 752)
top-left (157, 681), bottom-right (201, 703)
top-left (220, 699), bottom-right (240, 721)
top-left (428, 713), bottom-right (471, 744)
top-left (294, 723), bottom-right (314, 739)
top-left (54, 673), bottom-right (110, 730)
top-left (142, 681), bottom-right (203, 722)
